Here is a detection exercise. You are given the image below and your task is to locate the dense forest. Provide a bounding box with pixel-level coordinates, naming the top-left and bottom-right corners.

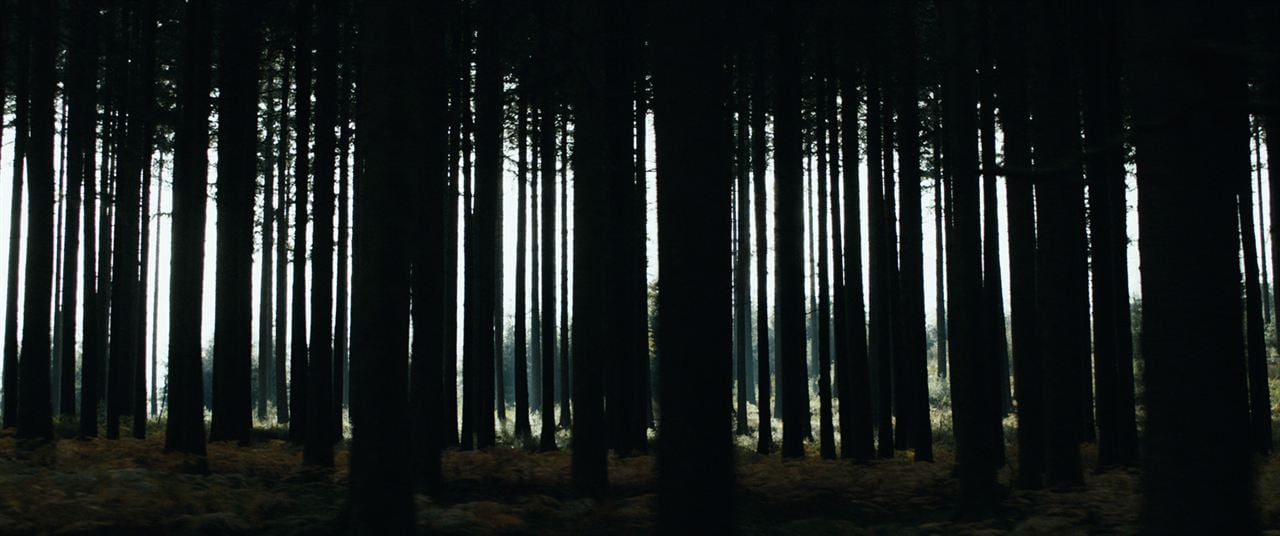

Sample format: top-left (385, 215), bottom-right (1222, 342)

top-left (0, 0), bottom-right (1276, 533)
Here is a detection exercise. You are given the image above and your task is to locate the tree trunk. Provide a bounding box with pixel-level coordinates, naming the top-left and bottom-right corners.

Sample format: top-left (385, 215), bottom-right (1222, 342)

top-left (514, 86), bottom-right (532, 444)
top-left (538, 24), bottom-right (559, 453)
top-left (993, 0), bottom-right (1042, 489)
top-left (471, 0), bottom-right (502, 450)
top-left (0, 0), bottom-right (15, 432)
top-left (349, 2), bottom-right (414, 529)
top-left (16, 0), bottom-right (57, 441)
top-left (305, 0), bottom-right (337, 465)
top-left (751, 23), bottom-right (773, 454)
top-left (652, 0), bottom-right (734, 529)
top-left (259, 56), bottom-right (277, 424)
top-left (409, 0), bottom-right (447, 491)
top-left (558, 108), bottom-right (573, 430)
top-left (290, 0), bottom-right (313, 445)
top-left (209, 0), bottom-right (258, 445)
top-left (776, 0), bottom-right (808, 460)
top-left (938, 0), bottom-right (999, 510)
top-left (335, 14), bottom-right (354, 437)
top-left (1030, 0), bottom-right (1086, 487)
top-left (75, 0), bottom-right (102, 438)
top-left (275, 50), bottom-right (292, 425)
top-left (814, 64), bottom-right (835, 460)
top-left (1129, 3), bottom-right (1257, 531)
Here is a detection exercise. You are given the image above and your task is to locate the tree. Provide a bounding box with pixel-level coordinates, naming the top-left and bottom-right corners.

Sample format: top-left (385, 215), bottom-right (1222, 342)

top-left (132, 0), bottom-right (160, 440)
top-left (409, 0), bottom-right (447, 491)
top-left (165, 0), bottom-right (212, 460)
top-left (209, 0), bottom-right (259, 445)
top-left (652, 0), bottom-right (734, 529)
top-left (894, 0), bottom-right (933, 461)
top-left (2, 0), bottom-right (27, 431)
top-left (513, 88), bottom-right (533, 445)
top-left (290, 0), bottom-right (313, 445)
top-left (814, 59), bottom-right (836, 460)
top-left (538, 10), bottom-right (560, 453)
top-left (1030, 0), bottom-right (1086, 487)
top-left (993, 0), bottom-right (1042, 489)
top-left (1129, 2), bottom-right (1257, 531)
top-left (1079, 0), bottom-right (1138, 468)
top-left (348, 1), bottom-right (414, 529)
top-left (258, 45), bottom-right (277, 425)
top-left (76, 0), bottom-right (102, 439)
top-left (938, 0), bottom-right (1000, 510)
top-left (776, 0), bottom-right (808, 461)
top-left (305, 0), bottom-right (338, 466)
top-left (750, 12), bottom-right (773, 454)
top-left (275, 49), bottom-right (292, 426)
top-left (838, 23), bottom-right (874, 461)
top-left (17, 0), bottom-right (57, 441)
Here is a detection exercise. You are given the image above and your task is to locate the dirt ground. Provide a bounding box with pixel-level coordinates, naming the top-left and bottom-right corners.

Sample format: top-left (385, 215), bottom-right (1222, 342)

top-left (0, 427), bottom-right (1277, 535)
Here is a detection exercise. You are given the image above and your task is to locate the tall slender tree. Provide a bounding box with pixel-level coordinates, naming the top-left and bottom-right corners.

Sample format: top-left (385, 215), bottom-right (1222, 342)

top-left (290, 0), bottom-right (313, 444)
top-left (776, 0), bottom-right (808, 460)
top-left (349, 1), bottom-right (414, 529)
top-left (259, 49), bottom-right (277, 424)
top-left (750, 16), bottom-right (773, 454)
top-left (275, 51), bottom-right (292, 425)
top-left (77, 0), bottom-right (103, 438)
top-left (538, 11), bottom-right (560, 453)
top-left (514, 88), bottom-right (533, 444)
top-left (209, 0), bottom-right (259, 445)
top-left (2, 0), bottom-right (26, 431)
top-left (17, 0), bottom-right (57, 441)
top-left (652, 0), bottom-right (733, 528)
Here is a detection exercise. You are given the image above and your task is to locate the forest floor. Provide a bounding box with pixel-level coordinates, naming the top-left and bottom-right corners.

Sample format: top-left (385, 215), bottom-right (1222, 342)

top-left (4, 421), bottom-right (1280, 535)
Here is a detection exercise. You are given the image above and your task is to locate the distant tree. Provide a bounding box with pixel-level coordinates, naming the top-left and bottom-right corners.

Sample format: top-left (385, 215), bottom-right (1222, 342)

top-left (993, 0), bottom-right (1042, 489)
top-left (2, 0), bottom-right (26, 431)
top-left (557, 108), bottom-right (573, 431)
top-left (735, 64), bottom-right (753, 439)
top-left (1129, 3), bottom-right (1257, 532)
top-left (348, 1), bottom-right (414, 529)
top-left (107, 2), bottom-right (156, 441)
top-left (513, 87), bottom-right (533, 445)
top-left (61, 15), bottom-right (89, 414)
top-left (652, 0), bottom-right (734, 529)
top-left (275, 49), bottom-right (292, 426)
top-left (750, 11), bottom-right (773, 454)
top-left (209, 0), bottom-right (259, 445)
top-left (290, 0), bottom-right (313, 445)
top-left (305, 0), bottom-right (338, 465)
top-left (17, 0), bottom-right (57, 441)
top-left (895, 0), bottom-right (933, 461)
top-left (775, 0), bottom-right (808, 460)
top-left (1079, 0), bottom-right (1138, 468)
top-left (538, 11), bottom-right (559, 453)
top-left (977, 9), bottom-right (1011, 419)
top-left (1030, 0), bottom-right (1086, 487)
top-left (938, 0), bottom-right (1000, 510)
top-left (838, 19), bottom-right (874, 461)
top-left (409, 0), bottom-right (447, 491)
top-left (75, 0), bottom-right (103, 439)
top-left (258, 50), bottom-right (277, 425)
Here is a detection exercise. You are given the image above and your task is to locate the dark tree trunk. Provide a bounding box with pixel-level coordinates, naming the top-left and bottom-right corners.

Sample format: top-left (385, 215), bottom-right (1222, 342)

top-left (349, 2), bottom-right (414, 529)
top-left (2, 0), bottom-right (24, 431)
top-left (932, 115), bottom-right (947, 381)
top-left (814, 64), bottom-right (836, 460)
top-left (290, 0), bottom-right (313, 444)
top-left (838, 46), bottom-right (874, 462)
top-left (977, 18), bottom-right (1012, 419)
top-left (1241, 172), bottom-right (1273, 455)
top-left (107, 2), bottom-right (152, 440)
top-left (133, 0), bottom-right (159, 440)
top-left (1079, 0), bottom-right (1138, 468)
top-left (335, 15), bottom-right (354, 437)
top-left (569, 0), bottom-right (631, 491)
top-left (150, 157), bottom-right (164, 418)
top-left (735, 64), bottom-right (752, 438)
top-left (16, 0), bottom-right (57, 441)
top-left (751, 24), bottom-right (773, 454)
top-left (776, 0), bottom-right (808, 460)
top-left (537, 25), bottom-right (559, 453)
top-left (442, 0), bottom-right (462, 447)
top-left (409, 0), bottom-right (447, 491)
top-left (652, 0), bottom-right (734, 529)
top-left (75, 0), bottom-right (102, 438)
top-left (305, 0), bottom-right (338, 465)
top-left (471, 0), bottom-right (502, 450)
top-left (630, 37), bottom-right (650, 450)
top-left (895, 0), bottom-right (933, 462)
top-left (557, 108), bottom-right (573, 431)
top-left (209, 0), bottom-right (258, 445)
top-left (993, 0), bottom-right (1042, 489)
top-left (1030, 0), bottom-right (1086, 487)
top-left (1129, 3), bottom-right (1257, 531)
top-left (60, 0), bottom-right (88, 419)
top-left (459, 0), bottom-right (477, 450)
top-left (865, 43), bottom-right (894, 458)
top-left (275, 51), bottom-right (292, 425)
top-left (514, 87), bottom-right (532, 445)
top-left (259, 51), bottom-right (277, 425)
top-left (938, 0), bottom-right (1000, 511)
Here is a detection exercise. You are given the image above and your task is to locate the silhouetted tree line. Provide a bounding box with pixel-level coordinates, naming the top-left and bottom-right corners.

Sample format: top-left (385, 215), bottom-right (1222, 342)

top-left (0, 0), bottom-right (1274, 532)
